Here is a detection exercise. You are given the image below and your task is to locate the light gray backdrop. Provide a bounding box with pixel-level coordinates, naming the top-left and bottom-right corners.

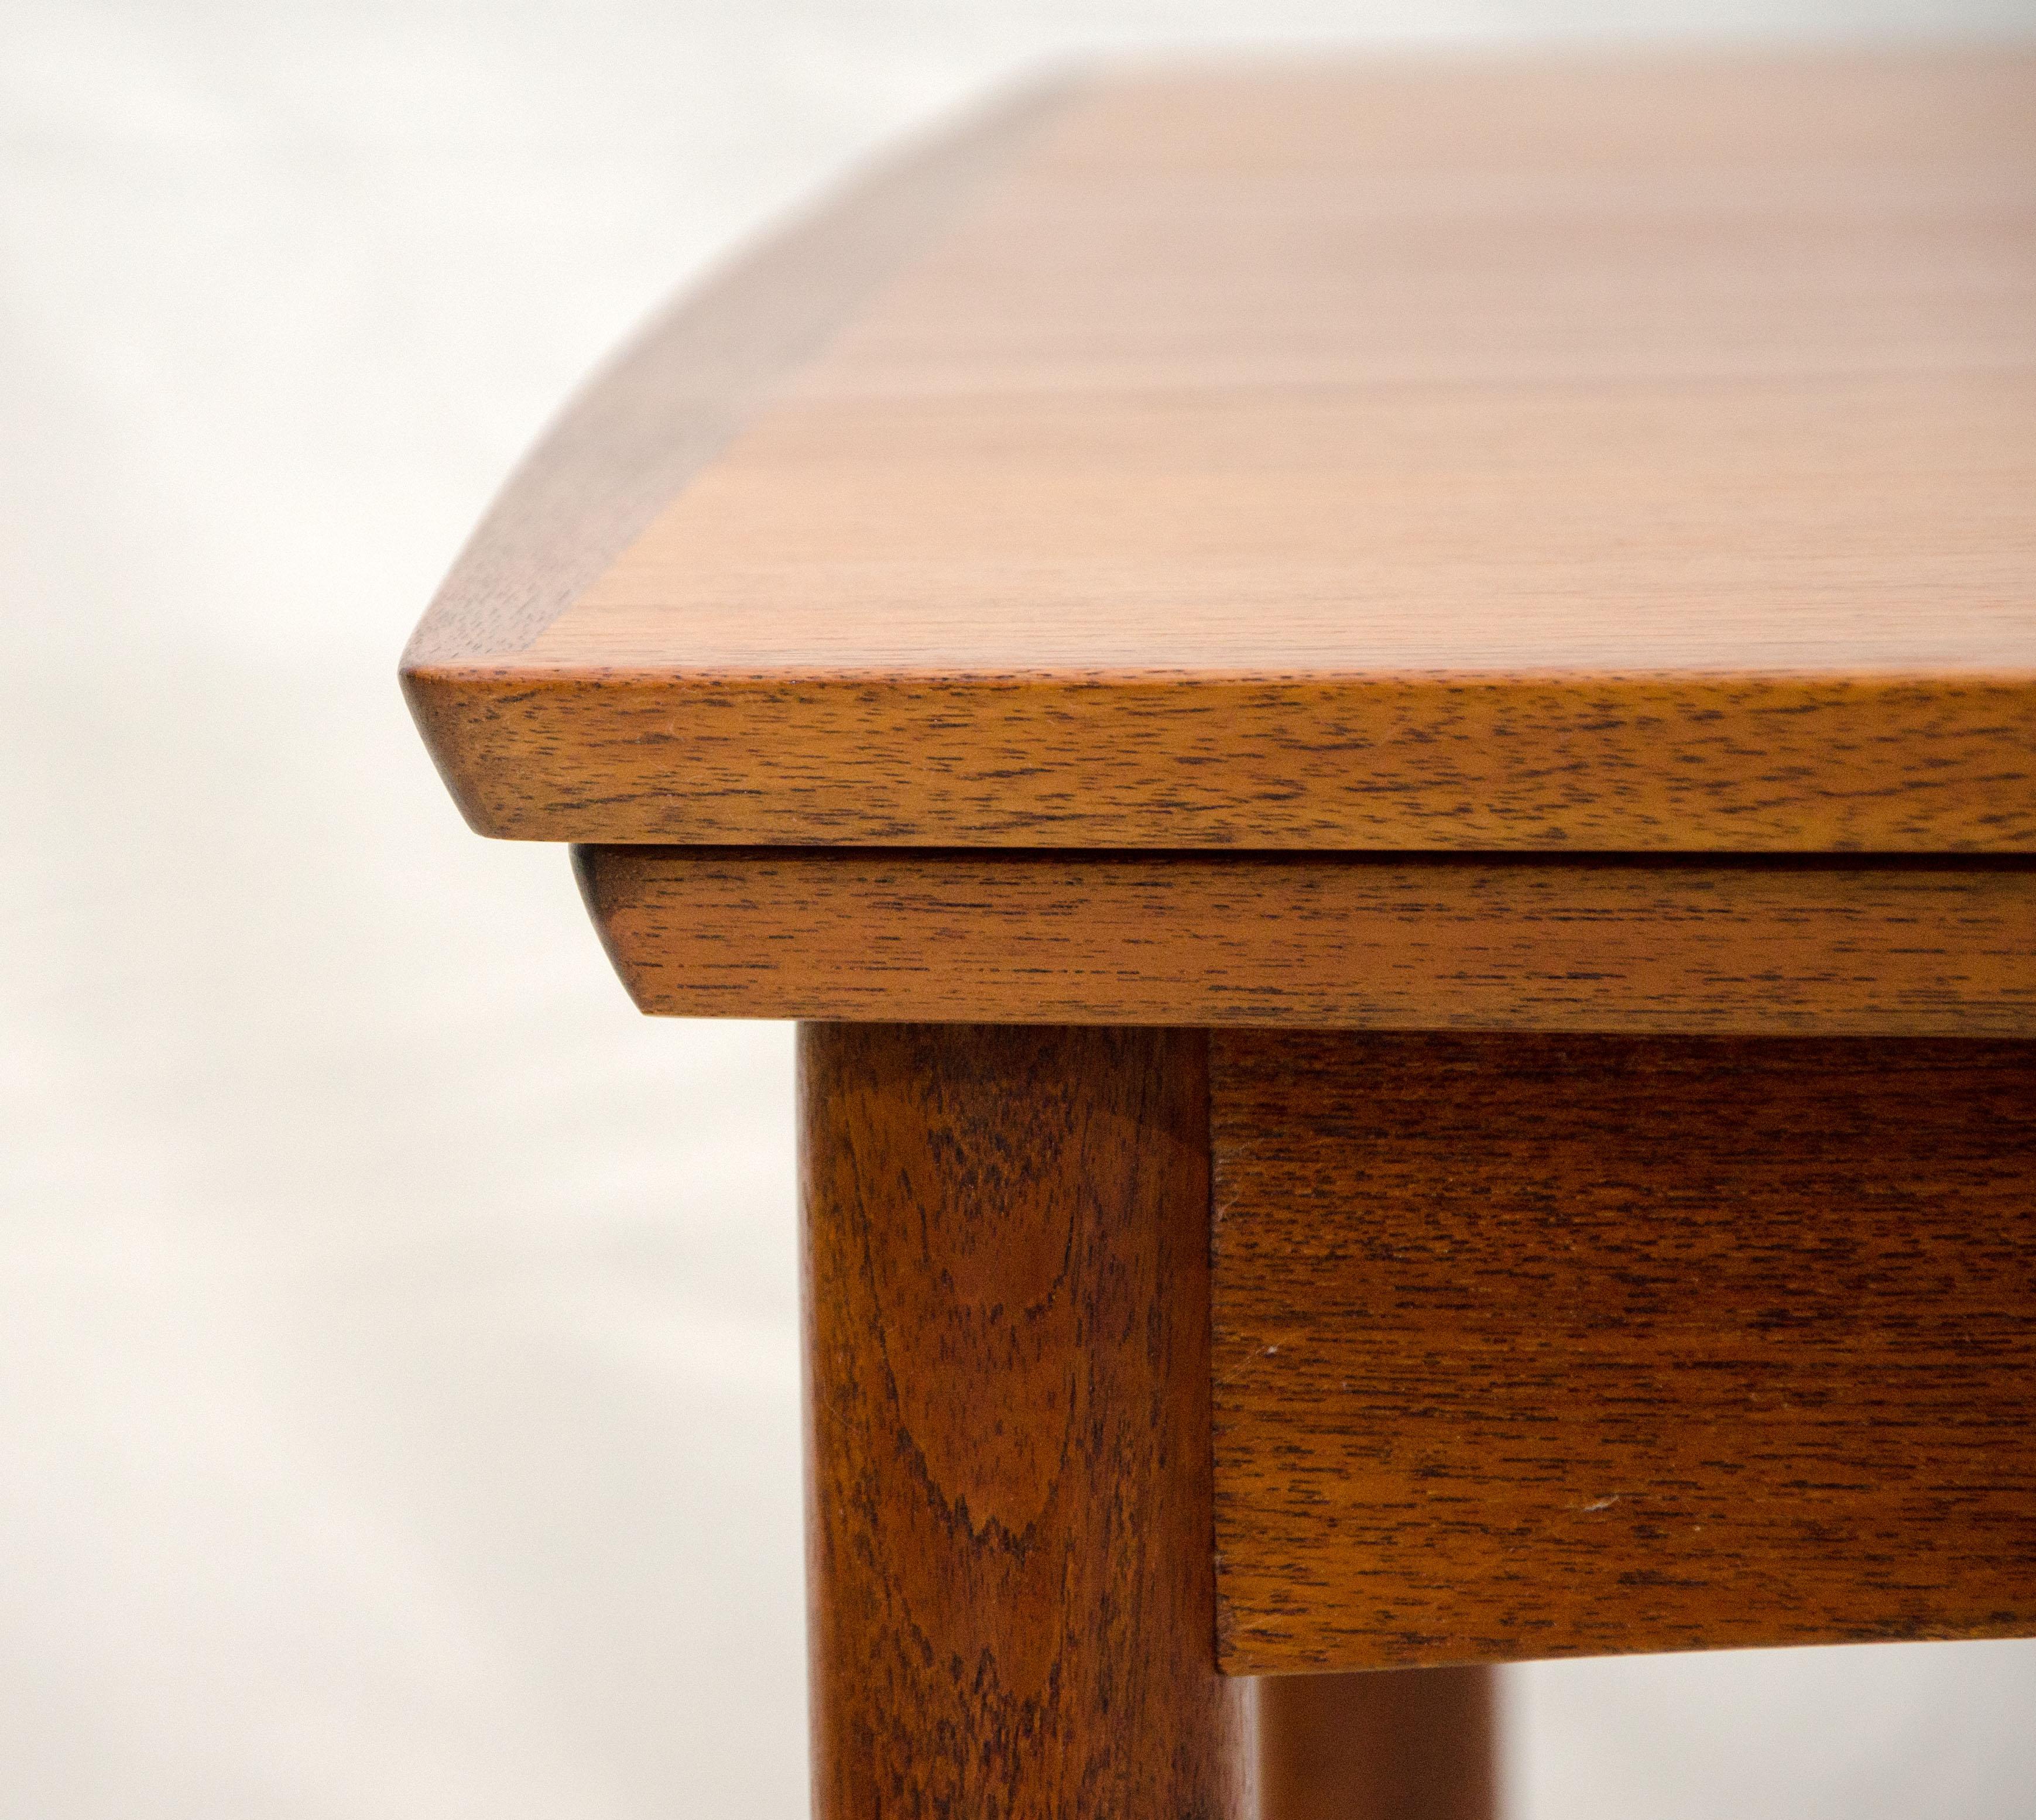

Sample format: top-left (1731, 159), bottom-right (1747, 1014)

top-left (4, 3), bottom-right (2033, 1816)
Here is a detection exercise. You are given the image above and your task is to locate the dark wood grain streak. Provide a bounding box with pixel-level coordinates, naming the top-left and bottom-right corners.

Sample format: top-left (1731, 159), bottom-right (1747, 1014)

top-left (1257, 1669), bottom-right (1496, 1820)
top-left (1208, 1031), bottom-right (2036, 1674)
top-left (800, 1023), bottom-right (1252, 1819)
top-left (399, 79), bottom-right (1068, 772)
top-left (576, 846), bottom-right (2036, 1036)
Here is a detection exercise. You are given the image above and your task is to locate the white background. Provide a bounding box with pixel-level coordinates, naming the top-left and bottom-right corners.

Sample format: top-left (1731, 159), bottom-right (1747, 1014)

top-left (4, 3), bottom-right (2034, 1815)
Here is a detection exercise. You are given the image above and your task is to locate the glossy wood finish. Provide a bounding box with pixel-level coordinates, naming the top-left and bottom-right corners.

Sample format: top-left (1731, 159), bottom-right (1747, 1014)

top-left (1209, 1031), bottom-right (2036, 1674)
top-left (405, 50), bottom-right (2036, 852)
top-left (1258, 1670), bottom-right (1496, 1820)
top-left (400, 78), bottom-right (1070, 812)
top-left (402, 77), bottom-right (1063, 672)
top-left (578, 845), bottom-right (2036, 1035)
top-left (800, 1023), bottom-right (1252, 1819)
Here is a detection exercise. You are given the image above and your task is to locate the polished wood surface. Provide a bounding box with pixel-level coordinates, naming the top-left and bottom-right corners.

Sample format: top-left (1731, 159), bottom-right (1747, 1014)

top-left (406, 50), bottom-right (2036, 851)
top-left (800, 1023), bottom-right (1252, 1818)
top-left (1208, 1030), bottom-right (2036, 1674)
top-left (578, 846), bottom-right (2036, 1035)
top-left (1258, 1670), bottom-right (1496, 1820)
top-left (402, 79), bottom-right (1061, 673)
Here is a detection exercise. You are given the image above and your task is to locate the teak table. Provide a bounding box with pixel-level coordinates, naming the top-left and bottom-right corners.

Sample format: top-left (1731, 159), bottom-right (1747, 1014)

top-left (403, 49), bottom-right (2036, 1818)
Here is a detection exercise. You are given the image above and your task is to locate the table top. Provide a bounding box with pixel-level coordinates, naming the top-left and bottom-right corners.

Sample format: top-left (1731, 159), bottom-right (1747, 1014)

top-left (405, 48), bottom-right (2036, 852)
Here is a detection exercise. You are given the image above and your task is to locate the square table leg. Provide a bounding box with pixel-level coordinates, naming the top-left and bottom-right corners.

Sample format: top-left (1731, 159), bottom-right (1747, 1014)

top-left (1257, 1668), bottom-right (1496, 1820)
top-left (799, 1021), bottom-right (1251, 1816)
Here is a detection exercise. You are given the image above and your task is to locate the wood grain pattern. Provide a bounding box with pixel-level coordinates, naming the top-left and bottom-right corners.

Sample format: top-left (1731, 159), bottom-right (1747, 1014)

top-left (1208, 1030), bottom-right (2036, 1674)
top-left (576, 846), bottom-right (2036, 1036)
top-left (800, 1023), bottom-right (1252, 1818)
top-left (405, 50), bottom-right (2036, 851)
top-left (1257, 1670), bottom-right (1495, 1820)
top-left (399, 78), bottom-right (1068, 752)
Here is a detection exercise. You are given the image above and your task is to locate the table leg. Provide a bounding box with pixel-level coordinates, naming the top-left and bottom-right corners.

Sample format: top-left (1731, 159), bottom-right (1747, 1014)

top-left (1257, 1668), bottom-right (1496, 1820)
top-left (799, 1022), bottom-right (1253, 1818)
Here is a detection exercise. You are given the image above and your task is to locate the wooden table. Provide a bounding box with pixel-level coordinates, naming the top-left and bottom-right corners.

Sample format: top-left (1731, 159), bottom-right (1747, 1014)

top-left (403, 49), bottom-right (2036, 1818)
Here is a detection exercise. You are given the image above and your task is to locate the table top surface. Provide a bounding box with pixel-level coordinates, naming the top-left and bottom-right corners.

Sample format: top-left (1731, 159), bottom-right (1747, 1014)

top-left (405, 49), bottom-right (2036, 853)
